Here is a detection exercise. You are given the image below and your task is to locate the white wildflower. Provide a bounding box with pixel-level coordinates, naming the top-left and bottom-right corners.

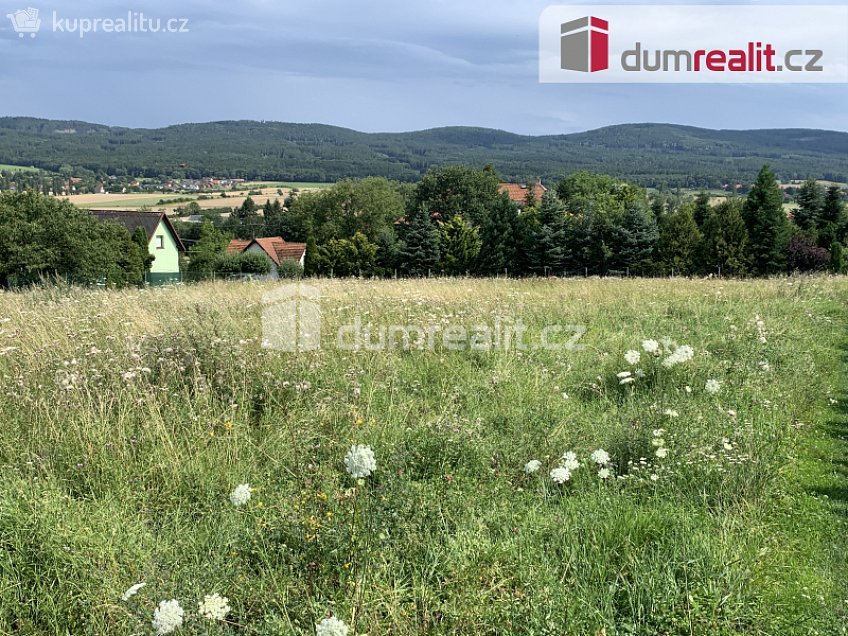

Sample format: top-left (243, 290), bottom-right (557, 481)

top-left (561, 451), bottom-right (580, 471)
top-left (650, 474), bottom-right (659, 482)
top-left (625, 350), bottom-right (641, 365)
top-left (316, 616), bottom-right (349, 636)
top-left (121, 582), bottom-right (146, 601)
top-left (524, 459), bottom-right (541, 474)
top-left (616, 371), bottom-right (632, 379)
top-left (591, 449), bottom-right (610, 466)
top-left (230, 483), bottom-right (252, 507)
top-left (634, 368), bottom-right (646, 378)
top-left (722, 438), bottom-right (734, 451)
top-left (344, 444), bottom-right (376, 479)
top-left (652, 437), bottom-right (665, 448)
top-left (597, 467), bottom-right (612, 480)
top-left (550, 467), bottom-right (572, 484)
top-left (663, 409), bottom-right (679, 418)
top-left (653, 428), bottom-right (666, 437)
top-left (642, 339), bottom-right (660, 354)
top-left (705, 379), bottom-right (721, 394)
top-left (152, 599), bottom-right (184, 635)
top-left (655, 447), bottom-right (669, 459)
top-left (620, 376), bottom-right (636, 385)
top-left (662, 345), bottom-right (695, 368)
top-left (198, 593), bottom-right (231, 621)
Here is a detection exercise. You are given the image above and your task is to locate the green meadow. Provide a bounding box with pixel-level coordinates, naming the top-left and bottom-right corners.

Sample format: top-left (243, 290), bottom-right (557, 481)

top-left (1, 277), bottom-right (846, 635)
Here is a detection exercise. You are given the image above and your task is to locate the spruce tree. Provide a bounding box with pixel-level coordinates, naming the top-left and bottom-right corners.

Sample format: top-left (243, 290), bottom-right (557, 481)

top-left (399, 205), bottom-right (440, 276)
top-left (700, 199), bottom-right (749, 276)
top-left (693, 191), bottom-right (711, 227)
top-left (793, 179), bottom-right (824, 232)
top-left (658, 204), bottom-right (702, 275)
top-left (438, 214), bottom-right (481, 275)
top-left (476, 196), bottom-right (520, 275)
top-left (829, 240), bottom-right (845, 274)
top-left (819, 186), bottom-right (846, 246)
top-left (303, 236), bottom-right (320, 276)
top-left (534, 190), bottom-right (568, 275)
top-left (614, 203), bottom-right (659, 276)
top-left (743, 165), bottom-right (790, 275)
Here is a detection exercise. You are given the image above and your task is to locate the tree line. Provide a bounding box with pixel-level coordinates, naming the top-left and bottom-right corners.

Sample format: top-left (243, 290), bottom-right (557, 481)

top-left (193, 164), bottom-right (846, 279)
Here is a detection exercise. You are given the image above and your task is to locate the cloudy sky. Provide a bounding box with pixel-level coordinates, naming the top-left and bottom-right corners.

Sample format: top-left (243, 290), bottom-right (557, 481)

top-left (1, 0), bottom-right (846, 134)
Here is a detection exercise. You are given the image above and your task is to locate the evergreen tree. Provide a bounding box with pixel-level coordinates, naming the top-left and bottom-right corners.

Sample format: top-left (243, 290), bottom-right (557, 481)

top-left (793, 179), bottom-right (824, 232)
top-left (743, 165), bottom-right (790, 275)
top-left (438, 214), bottom-right (481, 275)
top-left (819, 186), bottom-right (846, 247)
top-left (132, 226), bottom-right (155, 283)
top-left (613, 204), bottom-right (658, 276)
top-left (186, 221), bottom-right (232, 280)
top-left (476, 196), bottom-right (520, 275)
top-left (700, 199), bottom-right (749, 276)
top-left (399, 205), bottom-right (440, 276)
top-left (657, 204), bottom-right (702, 275)
top-left (533, 190), bottom-right (568, 275)
top-left (828, 239), bottom-right (845, 274)
top-left (693, 191), bottom-right (711, 227)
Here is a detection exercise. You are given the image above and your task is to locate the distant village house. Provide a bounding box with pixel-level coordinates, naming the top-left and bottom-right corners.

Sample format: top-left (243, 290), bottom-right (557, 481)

top-left (227, 237), bottom-right (307, 279)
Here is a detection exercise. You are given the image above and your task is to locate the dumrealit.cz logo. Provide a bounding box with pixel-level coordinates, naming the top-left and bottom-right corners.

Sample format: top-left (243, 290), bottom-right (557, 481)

top-left (541, 5), bottom-right (848, 83)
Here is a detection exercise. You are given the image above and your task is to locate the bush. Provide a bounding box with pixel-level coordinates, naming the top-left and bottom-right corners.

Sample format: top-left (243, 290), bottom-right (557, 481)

top-left (212, 252), bottom-right (273, 278)
top-left (788, 234), bottom-right (830, 272)
top-left (240, 252), bottom-right (273, 275)
top-left (278, 259), bottom-right (304, 279)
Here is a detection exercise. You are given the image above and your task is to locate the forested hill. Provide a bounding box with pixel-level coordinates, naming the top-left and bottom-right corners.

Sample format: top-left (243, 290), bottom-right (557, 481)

top-left (1, 117), bottom-right (847, 188)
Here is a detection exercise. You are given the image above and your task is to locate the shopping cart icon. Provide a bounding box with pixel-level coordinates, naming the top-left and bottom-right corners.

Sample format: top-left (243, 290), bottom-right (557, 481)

top-left (7, 7), bottom-right (41, 38)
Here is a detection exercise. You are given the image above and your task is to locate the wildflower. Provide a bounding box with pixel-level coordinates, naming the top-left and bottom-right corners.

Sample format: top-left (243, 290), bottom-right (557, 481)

top-left (624, 350), bottom-right (641, 365)
top-left (620, 376), bottom-right (636, 385)
top-left (650, 474), bottom-right (659, 482)
top-left (655, 447), bottom-right (669, 459)
top-left (616, 371), bottom-right (632, 379)
top-left (663, 409), bottom-right (679, 418)
top-left (197, 593), bottom-right (231, 621)
top-left (316, 616), bottom-right (350, 636)
top-left (121, 582), bottom-right (146, 601)
top-left (662, 345), bottom-right (695, 368)
top-left (598, 467), bottom-right (612, 480)
top-left (344, 444), bottom-right (376, 478)
top-left (152, 599), bottom-right (184, 635)
top-left (230, 483), bottom-right (252, 507)
top-left (550, 467), bottom-right (572, 484)
top-left (561, 451), bottom-right (580, 471)
top-left (642, 339), bottom-right (660, 354)
top-left (653, 428), bottom-right (666, 437)
top-left (591, 449), bottom-right (611, 466)
top-left (634, 368), bottom-right (646, 378)
top-left (652, 437), bottom-right (665, 447)
top-left (705, 379), bottom-right (721, 394)
top-left (722, 438), bottom-right (734, 451)
top-left (524, 459), bottom-right (541, 474)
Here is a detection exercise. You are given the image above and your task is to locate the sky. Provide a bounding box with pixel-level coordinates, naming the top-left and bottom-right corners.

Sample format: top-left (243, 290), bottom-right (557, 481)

top-left (1, 0), bottom-right (846, 135)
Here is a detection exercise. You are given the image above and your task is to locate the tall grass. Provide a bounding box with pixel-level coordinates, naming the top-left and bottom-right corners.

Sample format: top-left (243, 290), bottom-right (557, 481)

top-left (0, 277), bottom-right (846, 634)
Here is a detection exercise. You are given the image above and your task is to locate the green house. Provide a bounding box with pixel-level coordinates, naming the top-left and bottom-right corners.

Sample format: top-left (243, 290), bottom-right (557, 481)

top-left (92, 210), bottom-right (186, 285)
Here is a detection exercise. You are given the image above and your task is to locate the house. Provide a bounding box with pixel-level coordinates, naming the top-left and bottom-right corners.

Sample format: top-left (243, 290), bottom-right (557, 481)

top-left (499, 180), bottom-right (546, 208)
top-left (226, 237), bottom-right (307, 279)
top-left (92, 210), bottom-right (186, 285)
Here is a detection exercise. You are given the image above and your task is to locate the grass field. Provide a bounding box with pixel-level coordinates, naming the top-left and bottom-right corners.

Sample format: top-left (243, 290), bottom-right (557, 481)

top-left (0, 163), bottom-right (41, 173)
top-left (1, 277), bottom-right (847, 634)
top-left (68, 187), bottom-right (320, 212)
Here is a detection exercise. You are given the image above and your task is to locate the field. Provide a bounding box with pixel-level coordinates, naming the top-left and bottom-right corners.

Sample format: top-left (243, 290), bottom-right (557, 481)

top-left (67, 184), bottom-right (324, 213)
top-left (1, 277), bottom-right (847, 634)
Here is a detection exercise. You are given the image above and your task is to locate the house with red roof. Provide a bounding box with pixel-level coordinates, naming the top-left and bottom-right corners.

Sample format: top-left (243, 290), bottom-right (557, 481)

top-left (499, 180), bottom-right (546, 208)
top-left (226, 237), bottom-right (307, 279)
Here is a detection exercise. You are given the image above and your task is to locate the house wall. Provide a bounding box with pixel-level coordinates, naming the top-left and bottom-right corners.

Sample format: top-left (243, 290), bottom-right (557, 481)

top-left (149, 220), bottom-right (181, 274)
top-left (245, 243), bottom-right (279, 280)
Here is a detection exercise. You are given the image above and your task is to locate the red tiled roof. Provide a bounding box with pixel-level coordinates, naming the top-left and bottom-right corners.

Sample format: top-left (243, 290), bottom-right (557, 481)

top-left (229, 237), bottom-right (307, 265)
top-left (226, 240), bottom-right (251, 254)
top-left (499, 182), bottom-right (546, 206)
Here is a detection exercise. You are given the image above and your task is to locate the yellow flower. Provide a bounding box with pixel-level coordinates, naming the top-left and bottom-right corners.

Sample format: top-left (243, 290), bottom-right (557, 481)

top-left (224, 420), bottom-right (234, 430)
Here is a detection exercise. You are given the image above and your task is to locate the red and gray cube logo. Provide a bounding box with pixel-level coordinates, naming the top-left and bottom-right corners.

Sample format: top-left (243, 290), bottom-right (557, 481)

top-left (561, 16), bottom-right (609, 72)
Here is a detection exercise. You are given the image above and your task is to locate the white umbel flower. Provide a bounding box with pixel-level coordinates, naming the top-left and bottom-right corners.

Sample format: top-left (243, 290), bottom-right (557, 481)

top-left (121, 582), bottom-right (146, 601)
top-left (198, 593), bottom-right (231, 621)
top-left (561, 451), bottom-right (580, 471)
top-left (316, 616), bottom-right (349, 636)
top-left (597, 467), bottom-right (612, 480)
top-left (705, 379), bottom-right (721, 394)
top-left (662, 345), bottom-right (695, 367)
top-left (550, 467), bottom-right (572, 484)
top-left (591, 449), bottom-right (611, 466)
top-left (655, 447), bottom-right (669, 459)
top-left (152, 599), bottom-right (184, 635)
top-left (230, 483), bottom-right (251, 507)
top-left (524, 459), bottom-right (541, 474)
top-left (624, 350), bottom-right (641, 365)
top-left (344, 444), bottom-right (376, 478)
top-left (642, 339), bottom-right (660, 354)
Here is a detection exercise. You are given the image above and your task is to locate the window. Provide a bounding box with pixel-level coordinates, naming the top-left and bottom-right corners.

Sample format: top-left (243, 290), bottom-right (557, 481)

top-left (156, 235), bottom-right (164, 250)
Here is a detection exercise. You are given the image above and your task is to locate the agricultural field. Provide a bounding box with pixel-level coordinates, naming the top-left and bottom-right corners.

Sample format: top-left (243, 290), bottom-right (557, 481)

top-left (67, 184), bottom-right (323, 213)
top-left (1, 277), bottom-right (847, 634)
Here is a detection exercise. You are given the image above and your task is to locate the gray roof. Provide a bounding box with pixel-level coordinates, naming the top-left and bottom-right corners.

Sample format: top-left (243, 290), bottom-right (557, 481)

top-left (91, 210), bottom-right (186, 251)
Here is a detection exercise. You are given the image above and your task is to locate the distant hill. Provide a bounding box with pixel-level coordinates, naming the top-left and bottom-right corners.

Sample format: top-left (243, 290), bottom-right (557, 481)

top-left (0, 117), bottom-right (846, 188)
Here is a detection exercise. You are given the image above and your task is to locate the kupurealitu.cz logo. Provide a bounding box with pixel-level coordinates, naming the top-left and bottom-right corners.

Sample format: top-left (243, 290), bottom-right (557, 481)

top-left (541, 5), bottom-right (848, 83)
top-left (6, 7), bottom-right (190, 39)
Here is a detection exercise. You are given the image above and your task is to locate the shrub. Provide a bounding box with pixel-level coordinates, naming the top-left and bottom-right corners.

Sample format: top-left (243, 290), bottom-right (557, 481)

top-left (277, 259), bottom-right (304, 279)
